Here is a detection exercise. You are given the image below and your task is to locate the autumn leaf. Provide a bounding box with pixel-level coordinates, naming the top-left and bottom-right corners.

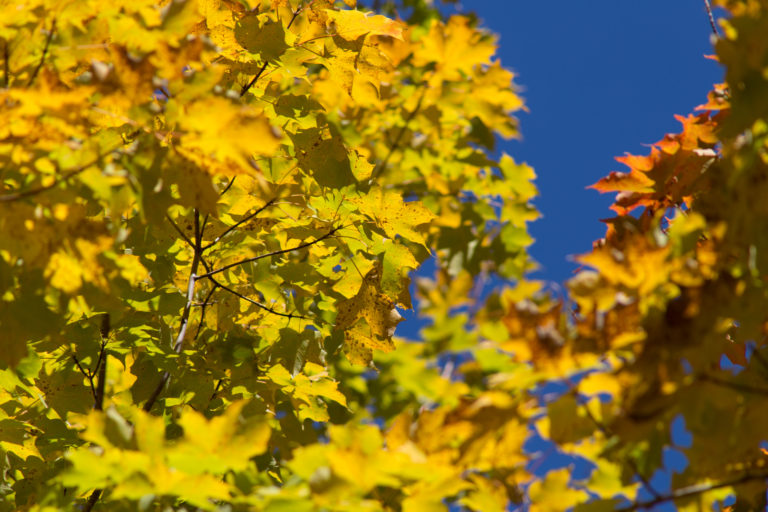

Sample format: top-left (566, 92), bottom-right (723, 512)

top-left (335, 264), bottom-right (403, 365)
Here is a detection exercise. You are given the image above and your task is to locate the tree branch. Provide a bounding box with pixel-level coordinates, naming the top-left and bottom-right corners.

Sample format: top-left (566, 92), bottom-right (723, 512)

top-left (219, 176), bottom-right (237, 197)
top-left (72, 354), bottom-right (98, 406)
top-left (240, 61), bottom-right (269, 97)
top-left (80, 314), bottom-right (109, 511)
top-left (95, 313), bottom-right (109, 412)
top-left (165, 213), bottom-right (196, 249)
top-left (239, 4), bottom-right (302, 97)
top-left (616, 470), bottom-right (768, 511)
top-left (211, 278), bottom-right (306, 320)
top-left (193, 284), bottom-right (219, 340)
top-left (566, 371), bottom-right (663, 501)
top-left (703, 0), bottom-right (720, 38)
top-left (369, 89), bottom-right (425, 184)
top-left (196, 225), bottom-right (341, 280)
top-left (83, 490), bottom-right (102, 512)
top-left (697, 373), bottom-right (768, 396)
top-left (0, 129), bottom-right (141, 203)
top-left (143, 210), bottom-right (203, 412)
top-left (202, 198), bottom-right (276, 251)
top-left (27, 19), bottom-right (56, 87)
top-left (2, 39), bottom-right (9, 88)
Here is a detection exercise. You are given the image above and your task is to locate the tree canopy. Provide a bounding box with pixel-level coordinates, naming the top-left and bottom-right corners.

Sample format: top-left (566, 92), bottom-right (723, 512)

top-left (1, 0), bottom-right (767, 510)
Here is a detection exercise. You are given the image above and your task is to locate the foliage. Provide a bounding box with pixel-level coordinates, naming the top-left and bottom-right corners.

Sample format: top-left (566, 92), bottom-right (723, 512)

top-left (0, 0), bottom-right (767, 511)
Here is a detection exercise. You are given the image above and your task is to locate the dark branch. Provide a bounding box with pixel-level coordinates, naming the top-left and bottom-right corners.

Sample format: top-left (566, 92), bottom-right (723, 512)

top-left (81, 313), bottom-right (109, 511)
top-left (202, 198), bottom-right (276, 251)
top-left (0, 129), bottom-right (141, 203)
top-left (240, 61), bottom-right (269, 97)
top-left (703, 0), bottom-right (720, 37)
top-left (697, 373), bottom-right (768, 396)
top-left (209, 378), bottom-right (224, 405)
top-left (616, 470), bottom-right (768, 511)
top-left (165, 213), bottom-right (196, 249)
top-left (193, 284), bottom-right (219, 341)
top-left (27, 19), bottom-right (57, 87)
top-left (197, 225), bottom-right (341, 280)
top-left (94, 313), bottom-right (109, 411)
top-left (213, 279), bottom-right (306, 320)
top-left (239, 4), bottom-right (302, 97)
top-left (369, 90), bottom-right (425, 184)
top-left (570, 383), bottom-right (662, 500)
top-left (2, 39), bottom-right (9, 88)
top-left (219, 176), bottom-right (237, 196)
top-left (82, 490), bottom-right (102, 512)
top-left (143, 210), bottom-right (203, 412)
top-left (72, 354), bottom-right (98, 406)
top-left (750, 345), bottom-right (768, 373)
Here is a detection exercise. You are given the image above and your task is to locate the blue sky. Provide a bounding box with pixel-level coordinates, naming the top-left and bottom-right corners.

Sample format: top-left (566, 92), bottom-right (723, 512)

top-left (467, 0), bottom-right (724, 284)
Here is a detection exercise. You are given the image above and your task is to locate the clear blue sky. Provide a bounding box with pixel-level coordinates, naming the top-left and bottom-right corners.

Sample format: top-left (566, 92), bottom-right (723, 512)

top-left (467, 0), bottom-right (724, 284)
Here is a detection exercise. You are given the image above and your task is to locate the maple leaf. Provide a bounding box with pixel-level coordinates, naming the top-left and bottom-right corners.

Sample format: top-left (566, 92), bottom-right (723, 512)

top-left (324, 9), bottom-right (404, 41)
top-left (335, 264), bottom-right (403, 365)
top-left (351, 186), bottom-right (435, 247)
top-left (177, 97), bottom-right (281, 172)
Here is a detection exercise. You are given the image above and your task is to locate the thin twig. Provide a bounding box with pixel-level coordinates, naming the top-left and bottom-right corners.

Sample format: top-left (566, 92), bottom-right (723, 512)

top-left (697, 373), bottom-right (768, 396)
top-left (94, 313), bottom-right (109, 411)
top-left (165, 213), bottom-right (196, 249)
top-left (202, 198), bottom-right (276, 251)
top-left (219, 176), bottom-right (237, 196)
top-left (72, 355), bottom-right (98, 405)
top-left (703, 0), bottom-right (720, 37)
top-left (0, 129), bottom-right (141, 203)
top-left (2, 40), bottom-right (9, 88)
top-left (240, 61), bottom-right (269, 97)
top-left (193, 285), bottom-right (219, 341)
top-left (573, 388), bottom-right (663, 500)
top-left (27, 19), bottom-right (56, 87)
top-left (209, 379), bottom-right (224, 405)
top-left (750, 346), bottom-right (768, 373)
top-left (240, 4), bottom-right (302, 96)
top-left (369, 90), bottom-right (425, 184)
top-left (83, 490), bottom-right (102, 512)
top-left (197, 225), bottom-right (341, 280)
top-left (143, 210), bottom-right (203, 412)
top-left (199, 250), bottom-right (306, 321)
top-left (81, 314), bottom-right (109, 511)
top-left (213, 279), bottom-right (306, 320)
top-left (616, 470), bottom-right (768, 511)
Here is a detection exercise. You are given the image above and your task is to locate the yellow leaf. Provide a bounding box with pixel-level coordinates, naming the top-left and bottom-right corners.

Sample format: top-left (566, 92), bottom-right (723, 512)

top-left (335, 265), bottom-right (402, 365)
top-left (234, 12), bottom-right (293, 61)
top-left (413, 16), bottom-right (496, 83)
top-left (179, 98), bottom-right (281, 172)
top-left (352, 187), bottom-right (435, 247)
top-left (45, 250), bottom-right (83, 293)
top-left (324, 9), bottom-right (404, 41)
top-left (528, 469), bottom-right (588, 511)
